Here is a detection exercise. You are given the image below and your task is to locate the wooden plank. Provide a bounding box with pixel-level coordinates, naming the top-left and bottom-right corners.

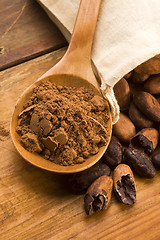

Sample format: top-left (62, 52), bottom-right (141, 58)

top-left (0, 49), bottom-right (160, 240)
top-left (0, 0), bottom-right (67, 71)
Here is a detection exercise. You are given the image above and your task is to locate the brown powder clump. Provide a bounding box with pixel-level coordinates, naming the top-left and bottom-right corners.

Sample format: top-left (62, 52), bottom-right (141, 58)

top-left (0, 126), bottom-right (10, 141)
top-left (16, 81), bottom-right (110, 166)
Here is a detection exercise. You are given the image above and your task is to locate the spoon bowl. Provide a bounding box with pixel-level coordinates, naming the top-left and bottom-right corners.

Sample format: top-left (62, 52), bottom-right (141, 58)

top-left (11, 91), bottom-right (111, 174)
top-left (10, 0), bottom-right (112, 173)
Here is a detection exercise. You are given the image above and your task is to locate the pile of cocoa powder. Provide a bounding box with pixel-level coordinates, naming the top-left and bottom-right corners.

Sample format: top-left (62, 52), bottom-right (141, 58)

top-left (16, 81), bottom-right (110, 166)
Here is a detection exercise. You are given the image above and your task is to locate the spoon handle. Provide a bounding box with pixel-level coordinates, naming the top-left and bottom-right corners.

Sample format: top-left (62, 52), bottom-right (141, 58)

top-left (66, 0), bottom-right (102, 63)
top-left (40, 0), bottom-right (102, 89)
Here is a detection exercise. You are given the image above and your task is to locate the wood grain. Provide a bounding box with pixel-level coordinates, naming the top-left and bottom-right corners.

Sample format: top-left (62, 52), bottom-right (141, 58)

top-left (0, 0), bottom-right (67, 71)
top-left (0, 49), bottom-right (160, 240)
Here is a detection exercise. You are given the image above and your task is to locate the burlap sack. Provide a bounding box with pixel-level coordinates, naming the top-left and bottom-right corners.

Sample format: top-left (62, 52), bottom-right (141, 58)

top-left (36, 0), bottom-right (160, 124)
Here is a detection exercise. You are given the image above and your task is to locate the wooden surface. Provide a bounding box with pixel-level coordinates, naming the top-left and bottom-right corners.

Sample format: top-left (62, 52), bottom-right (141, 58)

top-left (0, 1), bottom-right (160, 240)
top-left (0, 0), bottom-right (67, 71)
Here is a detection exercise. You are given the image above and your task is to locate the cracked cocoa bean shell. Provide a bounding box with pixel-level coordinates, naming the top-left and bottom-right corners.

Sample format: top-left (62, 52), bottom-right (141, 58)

top-left (84, 175), bottom-right (113, 215)
top-left (133, 91), bottom-right (160, 122)
top-left (113, 78), bottom-right (130, 110)
top-left (124, 147), bottom-right (156, 178)
top-left (102, 136), bottom-right (122, 169)
top-left (67, 162), bottom-right (111, 193)
top-left (129, 102), bottom-right (154, 129)
top-left (113, 113), bottom-right (136, 142)
top-left (113, 164), bottom-right (136, 205)
top-left (130, 128), bottom-right (159, 155)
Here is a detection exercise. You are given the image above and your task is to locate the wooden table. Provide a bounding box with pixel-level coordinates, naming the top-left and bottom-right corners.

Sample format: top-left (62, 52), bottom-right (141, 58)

top-left (0, 1), bottom-right (160, 239)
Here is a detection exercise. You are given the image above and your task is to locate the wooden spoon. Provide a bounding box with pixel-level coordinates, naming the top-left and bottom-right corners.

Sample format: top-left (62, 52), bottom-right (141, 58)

top-left (10, 0), bottom-right (112, 173)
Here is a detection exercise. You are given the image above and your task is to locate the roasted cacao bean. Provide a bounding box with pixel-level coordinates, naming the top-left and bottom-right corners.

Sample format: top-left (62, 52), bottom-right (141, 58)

top-left (134, 54), bottom-right (160, 75)
top-left (84, 175), bottom-right (113, 215)
top-left (124, 147), bottom-right (156, 178)
top-left (144, 74), bottom-right (160, 95)
top-left (133, 91), bottom-right (160, 122)
top-left (102, 136), bottom-right (122, 169)
top-left (113, 164), bottom-right (136, 205)
top-left (67, 162), bottom-right (111, 193)
top-left (113, 113), bottom-right (136, 142)
top-left (113, 78), bottom-right (130, 110)
top-left (124, 72), bottom-right (132, 79)
top-left (130, 128), bottom-right (159, 155)
top-left (131, 72), bottom-right (149, 83)
top-left (129, 102), bottom-right (154, 129)
top-left (151, 146), bottom-right (160, 169)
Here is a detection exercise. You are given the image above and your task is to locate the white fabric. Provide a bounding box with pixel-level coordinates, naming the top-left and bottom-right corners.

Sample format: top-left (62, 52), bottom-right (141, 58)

top-left (36, 0), bottom-right (160, 124)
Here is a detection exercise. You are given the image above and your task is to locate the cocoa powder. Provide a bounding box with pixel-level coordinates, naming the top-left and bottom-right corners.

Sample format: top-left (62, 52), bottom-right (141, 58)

top-left (0, 126), bottom-right (9, 141)
top-left (0, 126), bottom-right (9, 137)
top-left (16, 81), bottom-right (110, 166)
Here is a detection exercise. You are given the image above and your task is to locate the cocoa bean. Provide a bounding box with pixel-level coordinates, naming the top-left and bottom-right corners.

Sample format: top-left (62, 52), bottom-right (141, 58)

top-left (84, 175), bottom-right (113, 215)
top-left (130, 128), bottom-right (159, 155)
top-left (134, 54), bottom-right (160, 75)
top-left (67, 162), bottom-right (111, 193)
top-left (124, 147), bottom-right (156, 178)
top-left (133, 91), bottom-right (160, 122)
top-left (102, 136), bottom-right (122, 169)
top-left (131, 71), bottom-right (149, 83)
top-left (128, 81), bottom-right (144, 98)
top-left (151, 146), bottom-right (160, 169)
top-left (113, 78), bottom-right (130, 110)
top-left (144, 74), bottom-right (160, 95)
top-left (113, 113), bottom-right (136, 142)
top-left (124, 72), bottom-right (132, 79)
top-left (129, 102), bottom-right (154, 129)
top-left (113, 164), bottom-right (136, 205)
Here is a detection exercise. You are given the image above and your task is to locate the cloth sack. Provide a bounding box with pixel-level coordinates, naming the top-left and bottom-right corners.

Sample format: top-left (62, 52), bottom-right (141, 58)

top-left (36, 0), bottom-right (160, 124)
